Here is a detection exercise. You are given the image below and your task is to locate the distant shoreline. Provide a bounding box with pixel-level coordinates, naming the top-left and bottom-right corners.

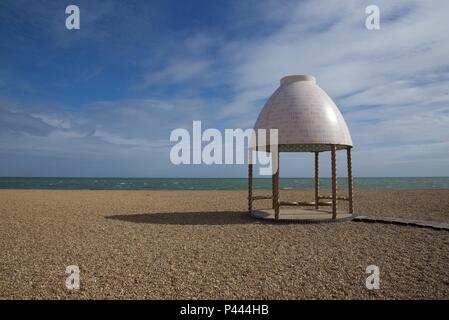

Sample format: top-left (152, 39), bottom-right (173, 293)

top-left (1, 176), bottom-right (448, 179)
top-left (0, 177), bottom-right (449, 190)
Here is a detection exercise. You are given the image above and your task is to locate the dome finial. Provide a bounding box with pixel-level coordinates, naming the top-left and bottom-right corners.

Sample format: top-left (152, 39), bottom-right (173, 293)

top-left (280, 75), bottom-right (316, 85)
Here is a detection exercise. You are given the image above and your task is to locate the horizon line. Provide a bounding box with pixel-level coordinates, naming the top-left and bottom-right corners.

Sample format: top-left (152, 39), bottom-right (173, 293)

top-left (1, 176), bottom-right (448, 179)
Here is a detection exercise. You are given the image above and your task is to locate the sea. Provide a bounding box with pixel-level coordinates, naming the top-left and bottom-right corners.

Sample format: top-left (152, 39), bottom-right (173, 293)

top-left (0, 177), bottom-right (448, 190)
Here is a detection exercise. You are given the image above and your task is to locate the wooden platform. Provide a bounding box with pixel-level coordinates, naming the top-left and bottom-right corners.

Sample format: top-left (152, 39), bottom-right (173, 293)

top-left (250, 207), bottom-right (354, 223)
top-left (353, 216), bottom-right (449, 231)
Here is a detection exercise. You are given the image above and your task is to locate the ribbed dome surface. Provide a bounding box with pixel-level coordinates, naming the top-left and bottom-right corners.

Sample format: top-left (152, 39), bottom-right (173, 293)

top-left (253, 75), bottom-right (352, 152)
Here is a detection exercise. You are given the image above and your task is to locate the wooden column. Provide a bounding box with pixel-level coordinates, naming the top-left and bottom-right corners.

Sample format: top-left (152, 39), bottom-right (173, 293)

top-left (331, 145), bottom-right (337, 219)
top-left (314, 152), bottom-right (319, 209)
top-left (271, 162), bottom-right (276, 210)
top-left (272, 151), bottom-right (280, 220)
top-left (347, 146), bottom-right (353, 214)
top-left (248, 163), bottom-right (253, 213)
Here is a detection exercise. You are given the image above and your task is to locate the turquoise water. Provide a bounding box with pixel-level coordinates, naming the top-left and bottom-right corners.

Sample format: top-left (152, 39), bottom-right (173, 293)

top-left (0, 177), bottom-right (448, 190)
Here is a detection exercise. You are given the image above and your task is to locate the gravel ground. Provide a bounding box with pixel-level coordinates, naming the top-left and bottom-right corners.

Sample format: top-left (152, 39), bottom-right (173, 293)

top-left (0, 189), bottom-right (448, 299)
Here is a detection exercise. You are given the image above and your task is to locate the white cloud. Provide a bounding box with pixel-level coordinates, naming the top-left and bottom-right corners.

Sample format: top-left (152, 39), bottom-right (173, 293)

top-left (2, 0), bottom-right (449, 176)
top-left (214, 0), bottom-right (449, 175)
top-left (138, 59), bottom-right (212, 89)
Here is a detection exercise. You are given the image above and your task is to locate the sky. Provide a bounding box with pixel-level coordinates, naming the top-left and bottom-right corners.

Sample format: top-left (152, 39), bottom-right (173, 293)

top-left (0, 0), bottom-right (448, 178)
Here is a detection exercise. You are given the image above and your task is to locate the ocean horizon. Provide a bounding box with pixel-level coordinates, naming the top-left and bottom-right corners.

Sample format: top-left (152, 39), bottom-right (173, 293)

top-left (0, 177), bottom-right (448, 190)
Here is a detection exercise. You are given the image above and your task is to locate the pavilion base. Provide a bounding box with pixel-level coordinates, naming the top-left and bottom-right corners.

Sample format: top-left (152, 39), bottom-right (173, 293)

top-left (250, 207), bottom-right (354, 223)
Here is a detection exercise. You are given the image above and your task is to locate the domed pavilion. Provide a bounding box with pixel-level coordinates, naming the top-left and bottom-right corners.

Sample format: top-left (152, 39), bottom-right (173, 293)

top-left (248, 75), bottom-right (354, 222)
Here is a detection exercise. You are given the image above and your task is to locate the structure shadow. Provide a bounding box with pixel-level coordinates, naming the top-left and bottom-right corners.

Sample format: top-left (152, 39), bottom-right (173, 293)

top-left (105, 211), bottom-right (264, 225)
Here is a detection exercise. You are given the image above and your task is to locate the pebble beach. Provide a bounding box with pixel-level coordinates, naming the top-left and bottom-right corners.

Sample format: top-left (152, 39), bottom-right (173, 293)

top-left (1, 189), bottom-right (448, 299)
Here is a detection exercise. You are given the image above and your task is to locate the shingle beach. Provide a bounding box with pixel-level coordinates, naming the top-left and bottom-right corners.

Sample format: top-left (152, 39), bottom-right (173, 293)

top-left (1, 189), bottom-right (448, 299)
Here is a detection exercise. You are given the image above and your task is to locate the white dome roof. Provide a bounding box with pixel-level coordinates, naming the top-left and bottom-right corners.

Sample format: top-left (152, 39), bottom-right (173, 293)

top-left (253, 75), bottom-right (353, 152)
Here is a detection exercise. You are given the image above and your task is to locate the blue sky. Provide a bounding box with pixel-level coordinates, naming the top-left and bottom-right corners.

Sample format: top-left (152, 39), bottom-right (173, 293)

top-left (1, 0), bottom-right (449, 177)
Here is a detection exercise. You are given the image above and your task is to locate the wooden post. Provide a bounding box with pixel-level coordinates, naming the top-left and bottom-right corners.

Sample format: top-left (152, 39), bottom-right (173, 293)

top-left (314, 152), bottom-right (319, 209)
top-left (272, 151), bottom-right (280, 220)
top-left (248, 163), bottom-right (253, 213)
top-left (347, 146), bottom-right (353, 214)
top-left (271, 158), bottom-right (276, 210)
top-left (331, 145), bottom-right (337, 219)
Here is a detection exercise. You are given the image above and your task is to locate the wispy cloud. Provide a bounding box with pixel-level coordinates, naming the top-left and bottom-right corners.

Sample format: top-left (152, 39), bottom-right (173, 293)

top-left (1, 0), bottom-right (448, 176)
